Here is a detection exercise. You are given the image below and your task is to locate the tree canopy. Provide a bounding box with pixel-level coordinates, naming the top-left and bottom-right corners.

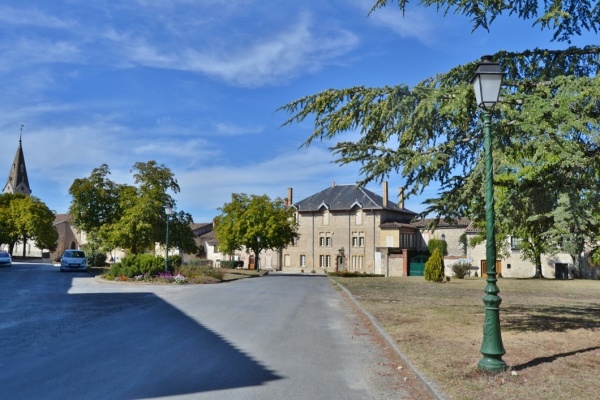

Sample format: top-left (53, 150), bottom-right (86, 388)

top-left (69, 161), bottom-right (197, 255)
top-left (214, 193), bottom-right (298, 270)
top-left (280, 1), bottom-right (600, 275)
top-left (0, 193), bottom-right (58, 255)
top-left (372, 0), bottom-right (600, 42)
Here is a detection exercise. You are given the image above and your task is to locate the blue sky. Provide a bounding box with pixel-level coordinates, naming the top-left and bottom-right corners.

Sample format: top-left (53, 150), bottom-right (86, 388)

top-left (0, 0), bottom-right (595, 222)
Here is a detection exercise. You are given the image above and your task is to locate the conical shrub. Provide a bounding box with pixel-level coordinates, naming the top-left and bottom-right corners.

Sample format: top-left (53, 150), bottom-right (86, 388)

top-left (424, 248), bottom-right (445, 282)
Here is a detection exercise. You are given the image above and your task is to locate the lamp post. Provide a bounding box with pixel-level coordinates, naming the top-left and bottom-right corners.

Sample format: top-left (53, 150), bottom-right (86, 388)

top-left (164, 202), bottom-right (173, 273)
top-left (472, 55), bottom-right (507, 372)
top-left (256, 236), bottom-right (261, 271)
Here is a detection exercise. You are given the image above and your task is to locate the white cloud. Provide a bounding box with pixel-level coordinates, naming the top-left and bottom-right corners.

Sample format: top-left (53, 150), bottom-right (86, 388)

top-left (0, 38), bottom-right (81, 72)
top-left (0, 5), bottom-right (75, 29)
top-left (111, 12), bottom-right (358, 87)
top-left (213, 122), bottom-right (263, 136)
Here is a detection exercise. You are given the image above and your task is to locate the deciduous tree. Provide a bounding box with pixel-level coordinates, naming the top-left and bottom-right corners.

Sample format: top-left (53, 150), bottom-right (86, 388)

top-left (70, 161), bottom-right (197, 255)
top-left (0, 193), bottom-right (57, 256)
top-left (214, 193), bottom-right (298, 271)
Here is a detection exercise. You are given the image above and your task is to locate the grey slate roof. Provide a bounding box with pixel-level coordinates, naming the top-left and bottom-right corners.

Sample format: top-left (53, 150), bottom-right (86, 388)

top-left (3, 138), bottom-right (31, 195)
top-left (293, 184), bottom-right (417, 216)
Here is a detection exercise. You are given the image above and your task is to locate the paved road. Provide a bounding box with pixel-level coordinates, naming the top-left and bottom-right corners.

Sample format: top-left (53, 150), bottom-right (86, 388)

top-left (0, 263), bottom-right (419, 400)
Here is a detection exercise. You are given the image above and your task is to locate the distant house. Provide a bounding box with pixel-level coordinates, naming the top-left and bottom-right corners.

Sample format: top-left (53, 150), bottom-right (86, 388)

top-left (417, 218), bottom-right (582, 279)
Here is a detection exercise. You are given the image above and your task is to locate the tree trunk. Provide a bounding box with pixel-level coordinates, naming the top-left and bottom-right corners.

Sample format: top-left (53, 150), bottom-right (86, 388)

top-left (533, 254), bottom-right (544, 278)
top-left (21, 236), bottom-right (27, 258)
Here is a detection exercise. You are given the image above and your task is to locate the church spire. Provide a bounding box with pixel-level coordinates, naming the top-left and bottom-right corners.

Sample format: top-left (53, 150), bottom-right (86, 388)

top-left (3, 125), bottom-right (31, 195)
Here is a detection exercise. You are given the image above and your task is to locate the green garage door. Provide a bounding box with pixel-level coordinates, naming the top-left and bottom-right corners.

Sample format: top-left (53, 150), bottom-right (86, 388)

top-left (409, 255), bottom-right (427, 276)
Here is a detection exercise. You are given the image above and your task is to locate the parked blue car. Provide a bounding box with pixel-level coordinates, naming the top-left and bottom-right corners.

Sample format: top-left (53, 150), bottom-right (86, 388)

top-left (0, 251), bottom-right (11, 267)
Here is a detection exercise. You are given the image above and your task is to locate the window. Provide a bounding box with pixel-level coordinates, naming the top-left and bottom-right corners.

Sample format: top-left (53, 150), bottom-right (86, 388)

top-left (352, 255), bottom-right (364, 270)
top-left (319, 232), bottom-right (332, 247)
top-left (352, 231), bottom-right (365, 247)
top-left (291, 236), bottom-right (298, 246)
top-left (355, 210), bottom-right (363, 225)
top-left (400, 233), bottom-right (415, 248)
top-left (511, 236), bottom-right (523, 250)
top-left (323, 210), bottom-right (329, 225)
top-left (284, 254), bottom-right (291, 267)
top-left (319, 255), bottom-right (332, 268)
top-left (300, 255), bottom-right (306, 267)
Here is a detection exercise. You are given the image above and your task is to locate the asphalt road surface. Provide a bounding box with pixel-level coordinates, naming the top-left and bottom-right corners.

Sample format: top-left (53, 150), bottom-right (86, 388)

top-left (0, 263), bottom-right (425, 400)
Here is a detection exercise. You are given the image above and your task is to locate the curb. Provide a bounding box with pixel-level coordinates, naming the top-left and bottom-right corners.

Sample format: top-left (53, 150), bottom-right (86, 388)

top-left (333, 280), bottom-right (447, 400)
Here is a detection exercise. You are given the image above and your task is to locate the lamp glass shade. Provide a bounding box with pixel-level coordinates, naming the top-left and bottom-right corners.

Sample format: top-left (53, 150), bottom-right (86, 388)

top-left (472, 56), bottom-right (503, 110)
top-left (165, 203), bottom-right (173, 215)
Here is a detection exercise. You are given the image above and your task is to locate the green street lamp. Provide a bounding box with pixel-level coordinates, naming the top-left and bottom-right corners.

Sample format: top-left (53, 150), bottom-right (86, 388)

top-left (472, 55), bottom-right (507, 373)
top-left (165, 202), bottom-right (173, 273)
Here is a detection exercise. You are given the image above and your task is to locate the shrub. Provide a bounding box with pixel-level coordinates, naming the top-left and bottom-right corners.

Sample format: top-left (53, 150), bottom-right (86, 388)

top-left (220, 260), bottom-right (244, 269)
top-left (328, 271), bottom-right (384, 277)
top-left (183, 259), bottom-right (213, 268)
top-left (168, 254), bottom-right (182, 268)
top-left (425, 248), bottom-right (445, 282)
top-left (106, 254), bottom-right (165, 278)
top-left (176, 263), bottom-right (223, 282)
top-left (428, 238), bottom-right (448, 256)
top-left (87, 253), bottom-right (107, 268)
top-left (451, 260), bottom-right (472, 279)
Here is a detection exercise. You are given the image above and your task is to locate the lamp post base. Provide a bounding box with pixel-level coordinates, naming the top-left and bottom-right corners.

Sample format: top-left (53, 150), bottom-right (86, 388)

top-left (478, 356), bottom-right (508, 372)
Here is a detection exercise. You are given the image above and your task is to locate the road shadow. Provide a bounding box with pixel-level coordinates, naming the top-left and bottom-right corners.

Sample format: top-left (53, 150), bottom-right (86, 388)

top-left (502, 304), bottom-right (600, 332)
top-left (0, 265), bottom-right (282, 399)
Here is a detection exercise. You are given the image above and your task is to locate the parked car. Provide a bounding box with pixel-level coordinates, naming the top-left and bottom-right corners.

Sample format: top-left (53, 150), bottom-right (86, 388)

top-left (0, 251), bottom-right (11, 267)
top-left (60, 250), bottom-right (87, 272)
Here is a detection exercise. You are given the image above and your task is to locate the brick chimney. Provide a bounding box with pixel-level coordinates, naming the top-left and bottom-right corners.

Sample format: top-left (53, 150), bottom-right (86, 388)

top-left (398, 187), bottom-right (405, 209)
top-left (286, 187), bottom-right (293, 207)
top-left (382, 181), bottom-right (388, 208)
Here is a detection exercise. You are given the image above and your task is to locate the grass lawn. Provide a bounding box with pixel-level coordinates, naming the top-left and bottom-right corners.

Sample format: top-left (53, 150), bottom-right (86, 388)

top-left (332, 276), bottom-right (600, 400)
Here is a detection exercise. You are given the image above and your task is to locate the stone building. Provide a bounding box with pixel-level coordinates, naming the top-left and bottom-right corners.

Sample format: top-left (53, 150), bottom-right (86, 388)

top-left (282, 182), bottom-right (420, 275)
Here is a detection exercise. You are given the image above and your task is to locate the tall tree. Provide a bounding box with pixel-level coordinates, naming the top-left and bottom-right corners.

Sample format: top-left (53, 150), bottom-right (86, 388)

top-left (372, 0), bottom-right (600, 42)
top-left (70, 161), bottom-right (196, 255)
top-left (214, 193), bottom-right (298, 271)
top-left (280, 2), bottom-right (600, 275)
top-left (0, 194), bottom-right (57, 256)
top-left (68, 164), bottom-right (121, 254)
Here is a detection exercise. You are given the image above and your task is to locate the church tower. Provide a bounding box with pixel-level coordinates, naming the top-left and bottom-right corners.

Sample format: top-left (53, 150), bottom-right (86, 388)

top-left (3, 126), bottom-right (31, 195)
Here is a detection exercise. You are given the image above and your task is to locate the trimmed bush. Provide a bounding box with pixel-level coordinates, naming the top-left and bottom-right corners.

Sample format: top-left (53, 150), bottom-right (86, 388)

top-left (107, 254), bottom-right (165, 278)
top-left (425, 248), bottom-right (445, 282)
top-left (220, 260), bottom-right (244, 269)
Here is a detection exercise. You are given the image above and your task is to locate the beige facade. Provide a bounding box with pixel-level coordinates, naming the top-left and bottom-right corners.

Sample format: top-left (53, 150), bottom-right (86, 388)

top-left (281, 183), bottom-right (419, 276)
top-left (465, 234), bottom-right (574, 279)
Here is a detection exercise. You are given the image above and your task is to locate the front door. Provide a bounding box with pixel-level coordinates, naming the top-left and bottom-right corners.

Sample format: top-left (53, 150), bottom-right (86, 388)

top-left (555, 263), bottom-right (568, 279)
top-left (480, 260), bottom-right (502, 277)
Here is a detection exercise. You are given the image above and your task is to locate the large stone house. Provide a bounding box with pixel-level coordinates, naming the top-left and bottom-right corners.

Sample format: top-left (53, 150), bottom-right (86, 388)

top-left (281, 182), bottom-right (421, 275)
